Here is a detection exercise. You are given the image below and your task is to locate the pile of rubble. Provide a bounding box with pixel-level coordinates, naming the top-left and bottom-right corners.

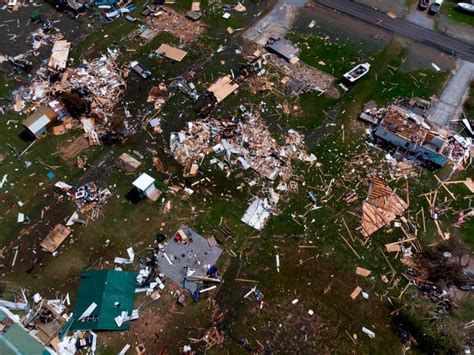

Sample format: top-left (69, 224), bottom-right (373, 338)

top-left (53, 55), bottom-right (126, 121)
top-left (360, 98), bottom-right (473, 169)
top-left (139, 6), bottom-right (206, 44)
top-left (55, 180), bottom-right (113, 222)
top-left (12, 53), bottom-right (125, 118)
top-left (170, 110), bottom-right (316, 230)
top-left (170, 111), bottom-right (316, 181)
top-left (267, 53), bottom-right (340, 98)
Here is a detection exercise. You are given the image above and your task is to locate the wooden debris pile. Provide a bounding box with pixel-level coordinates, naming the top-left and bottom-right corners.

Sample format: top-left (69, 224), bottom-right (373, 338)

top-left (359, 174), bottom-right (408, 237)
top-left (141, 6), bottom-right (206, 44)
top-left (170, 112), bottom-right (316, 181)
top-left (52, 56), bottom-right (126, 120)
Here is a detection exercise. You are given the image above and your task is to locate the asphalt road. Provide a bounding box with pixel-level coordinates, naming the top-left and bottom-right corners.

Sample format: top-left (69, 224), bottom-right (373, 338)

top-left (317, 0), bottom-right (474, 62)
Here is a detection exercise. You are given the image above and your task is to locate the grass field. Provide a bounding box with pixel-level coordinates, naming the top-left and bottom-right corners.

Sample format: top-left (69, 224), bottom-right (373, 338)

top-left (0, 2), bottom-right (472, 354)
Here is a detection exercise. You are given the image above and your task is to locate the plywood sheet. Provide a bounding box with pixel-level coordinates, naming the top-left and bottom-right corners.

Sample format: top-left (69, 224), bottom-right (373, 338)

top-left (40, 224), bottom-right (71, 253)
top-left (156, 44), bottom-right (188, 62)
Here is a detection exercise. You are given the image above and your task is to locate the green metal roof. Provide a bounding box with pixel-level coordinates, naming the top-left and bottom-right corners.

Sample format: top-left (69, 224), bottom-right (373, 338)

top-left (71, 270), bottom-right (137, 331)
top-left (0, 311), bottom-right (49, 355)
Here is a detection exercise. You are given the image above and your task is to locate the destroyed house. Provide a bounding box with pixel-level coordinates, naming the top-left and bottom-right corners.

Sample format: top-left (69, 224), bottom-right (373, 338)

top-left (265, 37), bottom-right (300, 62)
top-left (373, 105), bottom-right (453, 166)
top-left (71, 270), bottom-right (137, 331)
top-left (22, 106), bottom-right (57, 137)
top-left (0, 308), bottom-right (51, 354)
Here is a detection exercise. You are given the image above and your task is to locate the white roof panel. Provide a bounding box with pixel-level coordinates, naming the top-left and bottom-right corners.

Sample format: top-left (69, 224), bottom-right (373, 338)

top-left (27, 115), bottom-right (51, 135)
top-left (132, 173), bottom-right (155, 191)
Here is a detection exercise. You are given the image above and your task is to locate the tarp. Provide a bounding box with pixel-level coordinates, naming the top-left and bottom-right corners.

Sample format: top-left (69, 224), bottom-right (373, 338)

top-left (71, 270), bottom-right (137, 331)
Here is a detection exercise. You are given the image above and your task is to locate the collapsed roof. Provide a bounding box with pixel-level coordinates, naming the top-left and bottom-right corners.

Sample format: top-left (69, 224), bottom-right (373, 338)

top-left (360, 175), bottom-right (408, 237)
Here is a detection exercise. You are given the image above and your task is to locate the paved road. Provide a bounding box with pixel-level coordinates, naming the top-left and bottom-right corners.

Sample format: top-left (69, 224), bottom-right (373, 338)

top-left (317, 0), bottom-right (474, 62)
top-left (428, 60), bottom-right (474, 125)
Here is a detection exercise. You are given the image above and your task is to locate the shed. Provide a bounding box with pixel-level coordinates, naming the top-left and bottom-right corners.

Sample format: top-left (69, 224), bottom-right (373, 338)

top-left (132, 173), bottom-right (156, 198)
top-left (22, 106), bottom-right (57, 137)
top-left (155, 44), bottom-right (188, 62)
top-left (71, 270), bottom-right (137, 331)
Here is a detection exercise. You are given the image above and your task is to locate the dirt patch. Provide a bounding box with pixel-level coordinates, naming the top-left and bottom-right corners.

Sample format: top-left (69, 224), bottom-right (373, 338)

top-left (243, 0), bottom-right (308, 45)
top-left (267, 54), bottom-right (340, 98)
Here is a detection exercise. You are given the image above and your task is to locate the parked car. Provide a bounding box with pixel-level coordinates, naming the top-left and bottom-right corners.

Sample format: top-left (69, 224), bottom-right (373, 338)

top-left (429, 0), bottom-right (443, 14)
top-left (418, 0), bottom-right (430, 10)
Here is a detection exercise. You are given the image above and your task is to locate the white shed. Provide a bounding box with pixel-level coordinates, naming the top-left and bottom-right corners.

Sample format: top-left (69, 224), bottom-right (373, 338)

top-left (132, 173), bottom-right (157, 198)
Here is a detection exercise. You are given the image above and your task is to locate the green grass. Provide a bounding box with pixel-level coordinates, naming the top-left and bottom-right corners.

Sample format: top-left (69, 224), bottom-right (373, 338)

top-left (441, 2), bottom-right (474, 27)
top-left (0, 3), bottom-right (471, 354)
top-left (288, 32), bottom-right (370, 78)
top-left (464, 83), bottom-right (474, 119)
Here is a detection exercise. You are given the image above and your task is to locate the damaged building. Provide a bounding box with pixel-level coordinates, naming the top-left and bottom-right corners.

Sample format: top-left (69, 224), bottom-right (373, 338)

top-left (361, 99), bottom-right (472, 167)
top-left (265, 37), bottom-right (300, 63)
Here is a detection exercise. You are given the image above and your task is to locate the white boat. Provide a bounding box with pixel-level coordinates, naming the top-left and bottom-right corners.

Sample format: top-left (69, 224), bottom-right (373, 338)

top-left (458, 3), bottom-right (474, 13)
top-left (343, 63), bottom-right (371, 83)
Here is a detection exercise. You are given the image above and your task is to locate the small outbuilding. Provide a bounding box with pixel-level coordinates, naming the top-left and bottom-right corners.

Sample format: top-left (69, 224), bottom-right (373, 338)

top-left (132, 173), bottom-right (160, 201)
top-left (22, 106), bottom-right (57, 137)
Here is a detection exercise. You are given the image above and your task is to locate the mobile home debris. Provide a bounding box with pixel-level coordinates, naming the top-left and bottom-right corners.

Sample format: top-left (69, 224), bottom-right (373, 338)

top-left (0, 307), bottom-right (53, 354)
top-left (40, 223), bottom-right (72, 253)
top-left (360, 99), bottom-right (472, 167)
top-left (156, 226), bottom-right (222, 298)
top-left (155, 43), bottom-right (188, 62)
top-left (116, 153), bottom-right (142, 173)
top-left (48, 40), bottom-right (71, 71)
